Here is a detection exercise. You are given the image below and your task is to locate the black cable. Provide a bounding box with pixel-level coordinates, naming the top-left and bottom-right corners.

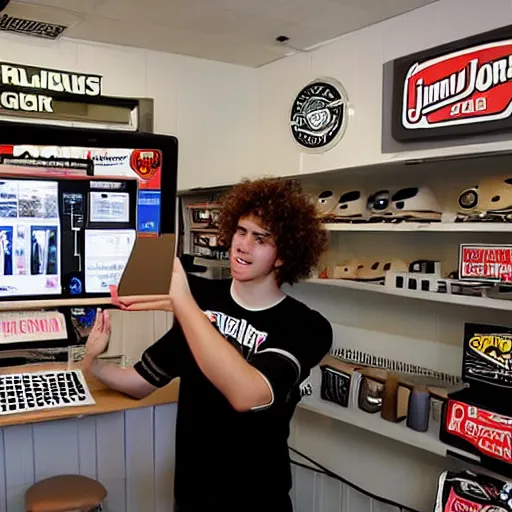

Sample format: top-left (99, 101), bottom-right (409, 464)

top-left (289, 446), bottom-right (420, 512)
top-left (290, 459), bottom-right (329, 476)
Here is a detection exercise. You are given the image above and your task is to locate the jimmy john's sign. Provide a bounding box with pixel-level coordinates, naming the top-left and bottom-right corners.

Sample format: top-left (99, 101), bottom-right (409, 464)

top-left (391, 24), bottom-right (512, 142)
top-left (0, 62), bottom-right (102, 114)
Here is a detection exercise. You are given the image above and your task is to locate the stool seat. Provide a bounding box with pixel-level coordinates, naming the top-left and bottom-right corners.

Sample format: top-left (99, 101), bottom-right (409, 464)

top-left (25, 474), bottom-right (107, 512)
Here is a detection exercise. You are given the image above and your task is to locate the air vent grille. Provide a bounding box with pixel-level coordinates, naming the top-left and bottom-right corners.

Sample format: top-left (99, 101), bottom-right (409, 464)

top-left (0, 3), bottom-right (81, 40)
top-left (0, 12), bottom-right (66, 39)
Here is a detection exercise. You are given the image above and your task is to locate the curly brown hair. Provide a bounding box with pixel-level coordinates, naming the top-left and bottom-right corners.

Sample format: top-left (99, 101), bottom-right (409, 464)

top-left (218, 177), bottom-right (328, 285)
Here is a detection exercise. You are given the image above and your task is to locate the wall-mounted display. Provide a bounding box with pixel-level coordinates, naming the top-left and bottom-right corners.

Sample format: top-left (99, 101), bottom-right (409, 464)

top-left (0, 119), bottom-right (178, 302)
top-left (290, 77), bottom-right (348, 153)
top-left (390, 24), bottom-right (512, 142)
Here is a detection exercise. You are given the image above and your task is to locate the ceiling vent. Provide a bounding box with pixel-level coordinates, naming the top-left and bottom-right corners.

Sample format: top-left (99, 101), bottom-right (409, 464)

top-left (0, 1), bottom-right (81, 40)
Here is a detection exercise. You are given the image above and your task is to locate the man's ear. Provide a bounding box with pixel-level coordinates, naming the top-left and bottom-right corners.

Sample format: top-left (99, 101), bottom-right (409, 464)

top-left (274, 258), bottom-right (284, 269)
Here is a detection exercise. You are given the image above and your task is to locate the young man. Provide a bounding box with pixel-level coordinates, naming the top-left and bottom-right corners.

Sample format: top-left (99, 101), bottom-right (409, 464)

top-left (83, 177), bottom-right (333, 511)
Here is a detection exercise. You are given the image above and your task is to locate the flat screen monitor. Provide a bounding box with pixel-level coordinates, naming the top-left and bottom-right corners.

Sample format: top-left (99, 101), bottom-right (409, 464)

top-left (0, 120), bottom-right (178, 302)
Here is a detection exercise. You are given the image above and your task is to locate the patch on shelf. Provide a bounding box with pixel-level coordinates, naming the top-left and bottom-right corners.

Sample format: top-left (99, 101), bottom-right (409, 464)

top-left (434, 469), bottom-right (512, 512)
top-left (463, 323), bottom-right (512, 390)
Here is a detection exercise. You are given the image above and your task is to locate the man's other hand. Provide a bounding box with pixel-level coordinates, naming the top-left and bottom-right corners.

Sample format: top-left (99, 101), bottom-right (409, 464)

top-left (84, 308), bottom-right (111, 360)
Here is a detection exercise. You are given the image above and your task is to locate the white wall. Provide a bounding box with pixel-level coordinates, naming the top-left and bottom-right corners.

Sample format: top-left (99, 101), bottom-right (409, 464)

top-left (256, 0), bottom-right (512, 178)
top-left (0, 32), bottom-right (259, 191)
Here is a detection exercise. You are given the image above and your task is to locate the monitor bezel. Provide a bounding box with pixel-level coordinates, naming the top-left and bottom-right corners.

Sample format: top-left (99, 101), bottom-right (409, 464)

top-left (0, 120), bottom-right (178, 305)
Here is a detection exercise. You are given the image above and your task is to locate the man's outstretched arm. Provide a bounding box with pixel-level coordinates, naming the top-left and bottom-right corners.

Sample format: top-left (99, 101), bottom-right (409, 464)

top-left (173, 294), bottom-right (272, 412)
top-left (169, 259), bottom-right (272, 412)
top-left (83, 356), bottom-right (157, 400)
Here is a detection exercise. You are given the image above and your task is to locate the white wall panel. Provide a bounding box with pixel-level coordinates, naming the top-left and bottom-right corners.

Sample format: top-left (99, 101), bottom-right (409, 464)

top-left (32, 419), bottom-right (80, 480)
top-left (154, 404), bottom-right (177, 512)
top-left (77, 415), bottom-right (98, 480)
top-left (257, 52), bottom-right (313, 178)
top-left (75, 43), bottom-right (148, 98)
top-left (125, 408), bottom-right (155, 512)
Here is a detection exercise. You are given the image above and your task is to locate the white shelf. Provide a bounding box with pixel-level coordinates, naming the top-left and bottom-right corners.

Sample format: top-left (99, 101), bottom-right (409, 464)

top-left (304, 278), bottom-right (512, 311)
top-left (323, 222), bottom-right (512, 233)
top-left (298, 395), bottom-right (479, 461)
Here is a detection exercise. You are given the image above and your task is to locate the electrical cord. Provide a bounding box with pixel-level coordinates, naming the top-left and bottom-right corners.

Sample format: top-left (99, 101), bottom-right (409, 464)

top-left (288, 446), bottom-right (420, 512)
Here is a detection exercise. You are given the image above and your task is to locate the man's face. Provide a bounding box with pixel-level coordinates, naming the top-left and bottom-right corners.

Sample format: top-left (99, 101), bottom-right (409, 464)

top-left (229, 215), bottom-right (282, 283)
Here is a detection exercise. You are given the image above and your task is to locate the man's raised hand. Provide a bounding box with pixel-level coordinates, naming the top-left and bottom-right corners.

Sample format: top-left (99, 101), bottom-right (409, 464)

top-left (84, 308), bottom-right (112, 360)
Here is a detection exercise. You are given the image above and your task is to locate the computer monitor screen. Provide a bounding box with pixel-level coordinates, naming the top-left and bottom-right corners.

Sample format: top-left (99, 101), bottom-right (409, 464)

top-left (84, 228), bottom-right (136, 294)
top-left (0, 121), bottom-right (178, 303)
top-left (0, 178), bottom-right (61, 297)
top-left (0, 170), bottom-right (137, 300)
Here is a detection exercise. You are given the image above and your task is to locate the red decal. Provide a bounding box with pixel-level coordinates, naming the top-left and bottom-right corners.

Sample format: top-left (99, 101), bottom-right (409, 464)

top-left (445, 400), bottom-right (512, 465)
top-left (445, 488), bottom-right (486, 512)
top-left (460, 245), bottom-right (512, 282)
top-left (402, 41), bottom-right (512, 129)
top-left (130, 149), bottom-right (162, 189)
top-left (0, 145), bottom-right (13, 155)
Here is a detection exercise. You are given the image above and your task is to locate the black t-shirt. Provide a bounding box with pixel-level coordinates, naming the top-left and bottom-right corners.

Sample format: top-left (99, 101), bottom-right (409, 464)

top-left (134, 275), bottom-right (333, 511)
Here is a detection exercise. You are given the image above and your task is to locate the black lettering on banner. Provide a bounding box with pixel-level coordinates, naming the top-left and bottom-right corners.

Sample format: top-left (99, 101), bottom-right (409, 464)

top-left (0, 62), bottom-right (102, 114)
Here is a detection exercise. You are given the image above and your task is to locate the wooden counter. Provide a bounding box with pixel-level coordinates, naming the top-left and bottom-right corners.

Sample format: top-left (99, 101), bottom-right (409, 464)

top-left (0, 362), bottom-right (179, 428)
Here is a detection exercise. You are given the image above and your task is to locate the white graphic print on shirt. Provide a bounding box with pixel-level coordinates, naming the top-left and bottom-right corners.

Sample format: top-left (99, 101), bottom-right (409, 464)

top-left (204, 310), bottom-right (268, 358)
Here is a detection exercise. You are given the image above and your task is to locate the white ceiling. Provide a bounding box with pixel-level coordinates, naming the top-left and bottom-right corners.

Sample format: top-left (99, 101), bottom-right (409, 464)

top-left (8, 0), bottom-right (439, 67)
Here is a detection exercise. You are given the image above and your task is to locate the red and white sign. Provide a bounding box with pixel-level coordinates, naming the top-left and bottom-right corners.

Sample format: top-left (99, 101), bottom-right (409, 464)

top-left (0, 144), bottom-right (162, 190)
top-left (459, 244), bottom-right (512, 283)
top-left (444, 488), bottom-right (487, 512)
top-left (402, 40), bottom-right (512, 130)
top-left (445, 400), bottom-right (512, 465)
top-left (0, 311), bottom-right (67, 344)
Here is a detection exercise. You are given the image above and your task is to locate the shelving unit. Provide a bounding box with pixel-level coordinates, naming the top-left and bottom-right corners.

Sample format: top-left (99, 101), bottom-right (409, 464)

top-left (298, 394), bottom-right (479, 462)
top-left (322, 222), bottom-right (512, 233)
top-left (294, 151), bottom-right (512, 485)
top-left (180, 191), bottom-right (231, 279)
top-left (177, 149), bottom-right (512, 490)
top-left (304, 278), bottom-right (512, 311)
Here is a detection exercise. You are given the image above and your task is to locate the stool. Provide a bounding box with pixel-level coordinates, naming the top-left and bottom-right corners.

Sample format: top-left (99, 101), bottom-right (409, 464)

top-left (25, 474), bottom-right (107, 512)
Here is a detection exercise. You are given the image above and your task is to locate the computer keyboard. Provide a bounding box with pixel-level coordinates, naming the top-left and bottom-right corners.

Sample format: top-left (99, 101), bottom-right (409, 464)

top-left (0, 369), bottom-right (95, 415)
